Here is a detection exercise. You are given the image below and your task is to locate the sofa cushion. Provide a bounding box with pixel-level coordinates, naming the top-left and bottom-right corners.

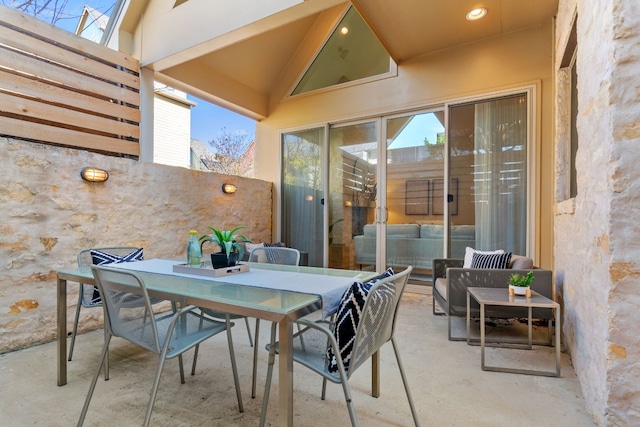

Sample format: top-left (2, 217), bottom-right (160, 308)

top-left (510, 255), bottom-right (534, 269)
top-left (420, 224), bottom-right (475, 240)
top-left (363, 224), bottom-right (419, 238)
top-left (327, 267), bottom-right (394, 373)
top-left (463, 247), bottom-right (505, 268)
top-left (434, 277), bottom-right (447, 301)
top-left (470, 252), bottom-right (512, 269)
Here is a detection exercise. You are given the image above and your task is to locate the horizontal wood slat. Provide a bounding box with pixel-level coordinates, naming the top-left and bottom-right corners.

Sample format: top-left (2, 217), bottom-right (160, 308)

top-left (0, 92), bottom-right (140, 139)
top-left (0, 116), bottom-right (140, 157)
top-left (0, 70), bottom-right (140, 123)
top-left (0, 25), bottom-right (139, 90)
top-left (0, 5), bottom-right (140, 157)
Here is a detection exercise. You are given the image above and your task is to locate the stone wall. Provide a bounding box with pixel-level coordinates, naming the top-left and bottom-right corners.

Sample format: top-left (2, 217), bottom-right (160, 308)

top-left (555, 0), bottom-right (640, 425)
top-left (0, 137), bottom-right (273, 353)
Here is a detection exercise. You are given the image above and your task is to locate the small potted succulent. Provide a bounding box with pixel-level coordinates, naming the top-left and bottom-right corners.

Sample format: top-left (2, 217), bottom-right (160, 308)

top-left (200, 226), bottom-right (250, 268)
top-left (508, 271), bottom-right (535, 296)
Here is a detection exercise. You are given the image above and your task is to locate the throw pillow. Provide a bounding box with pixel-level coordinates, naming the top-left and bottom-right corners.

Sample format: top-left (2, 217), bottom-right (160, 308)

top-left (470, 252), bottom-right (512, 269)
top-left (463, 247), bottom-right (505, 268)
top-left (264, 242), bottom-right (286, 247)
top-left (327, 267), bottom-right (394, 373)
top-left (89, 248), bottom-right (144, 304)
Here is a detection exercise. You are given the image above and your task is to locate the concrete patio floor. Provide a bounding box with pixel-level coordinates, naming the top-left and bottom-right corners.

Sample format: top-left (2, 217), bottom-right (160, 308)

top-left (0, 288), bottom-right (595, 426)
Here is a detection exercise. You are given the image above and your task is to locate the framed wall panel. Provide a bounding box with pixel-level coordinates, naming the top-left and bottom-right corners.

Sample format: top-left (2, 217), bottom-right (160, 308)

top-left (405, 179), bottom-right (429, 215)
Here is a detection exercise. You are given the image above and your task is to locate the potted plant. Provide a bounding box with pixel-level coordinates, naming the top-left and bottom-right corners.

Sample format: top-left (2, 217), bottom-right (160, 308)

top-left (200, 226), bottom-right (250, 268)
top-left (508, 271), bottom-right (535, 296)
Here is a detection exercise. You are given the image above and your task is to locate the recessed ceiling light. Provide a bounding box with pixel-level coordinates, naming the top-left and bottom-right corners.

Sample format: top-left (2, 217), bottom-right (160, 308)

top-left (466, 8), bottom-right (487, 21)
top-left (340, 26), bottom-right (349, 35)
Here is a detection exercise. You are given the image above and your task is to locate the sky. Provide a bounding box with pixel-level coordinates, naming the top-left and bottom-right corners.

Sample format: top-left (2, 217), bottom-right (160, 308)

top-left (44, 0), bottom-right (257, 144)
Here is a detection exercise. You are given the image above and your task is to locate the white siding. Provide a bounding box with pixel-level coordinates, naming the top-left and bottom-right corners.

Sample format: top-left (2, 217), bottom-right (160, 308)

top-left (153, 92), bottom-right (191, 168)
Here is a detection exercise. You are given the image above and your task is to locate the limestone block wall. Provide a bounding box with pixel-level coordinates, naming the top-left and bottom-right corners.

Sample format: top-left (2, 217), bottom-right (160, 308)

top-left (555, 0), bottom-right (640, 425)
top-left (0, 137), bottom-right (272, 353)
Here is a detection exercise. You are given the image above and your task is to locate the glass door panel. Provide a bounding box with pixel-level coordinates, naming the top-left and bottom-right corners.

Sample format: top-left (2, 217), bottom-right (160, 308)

top-left (281, 128), bottom-right (324, 267)
top-left (385, 111), bottom-right (445, 280)
top-left (448, 93), bottom-right (528, 257)
top-left (329, 121), bottom-right (378, 270)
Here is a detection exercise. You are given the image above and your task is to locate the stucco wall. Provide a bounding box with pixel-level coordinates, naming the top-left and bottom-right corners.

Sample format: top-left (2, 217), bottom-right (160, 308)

top-left (0, 137), bottom-right (272, 353)
top-left (555, 0), bottom-right (640, 425)
top-left (256, 23), bottom-right (555, 268)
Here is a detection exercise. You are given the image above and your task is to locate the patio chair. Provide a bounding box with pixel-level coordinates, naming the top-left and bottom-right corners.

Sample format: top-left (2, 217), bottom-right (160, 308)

top-left (78, 265), bottom-right (243, 427)
top-left (192, 246), bottom-right (301, 398)
top-left (259, 266), bottom-right (420, 427)
top-left (69, 247), bottom-right (163, 380)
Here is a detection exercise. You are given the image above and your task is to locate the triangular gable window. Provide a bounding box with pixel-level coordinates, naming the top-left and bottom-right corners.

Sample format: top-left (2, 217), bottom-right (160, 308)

top-left (291, 6), bottom-right (393, 96)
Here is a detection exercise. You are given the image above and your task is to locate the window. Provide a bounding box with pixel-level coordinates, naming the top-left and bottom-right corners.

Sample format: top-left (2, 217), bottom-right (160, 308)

top-left (291, 7), bottom-right (392, 96)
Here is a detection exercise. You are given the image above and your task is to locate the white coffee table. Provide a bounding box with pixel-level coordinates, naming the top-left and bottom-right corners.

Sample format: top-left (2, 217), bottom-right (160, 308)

top-left (466, 287), bottom-right (561, 377)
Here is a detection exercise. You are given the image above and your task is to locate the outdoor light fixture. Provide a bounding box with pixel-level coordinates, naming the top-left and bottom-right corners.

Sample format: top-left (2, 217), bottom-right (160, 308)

top-left (305, 195), bottom-right (314, 202)
top-left (222, 183), bottom-right (237, 194)
top-left (80, 167), bottom-right (109, 182)
top-left (466, 7), bottom-right (487, 21)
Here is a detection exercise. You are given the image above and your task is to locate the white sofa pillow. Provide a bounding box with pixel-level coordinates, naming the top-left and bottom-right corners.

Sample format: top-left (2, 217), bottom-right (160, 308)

top-left (463, 247), bottom-right (505, 268)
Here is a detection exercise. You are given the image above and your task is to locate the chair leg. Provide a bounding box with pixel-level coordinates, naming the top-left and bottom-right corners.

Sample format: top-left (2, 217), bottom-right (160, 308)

top-left (178, 354), bottom-right (186, 384)
top-left (252, 318), bottom-right (260, 398)
top-left (225, 314), bottom-right (244, 412)
top-left (103, 326), bottom-right (110, 381)
top-left (190, 344), bottom-right (199, 376)
top-left (391, 337), bottom-right (421, 427)
top-left (77, 334), bottom-right (112, 427)
top-left (68, 285), bottom-right (84, 361)
top-left (259, 321), bottom-right (278, 427)
top-left (245, 317), bottom-right (254, 347)
top-left (143, 354), bottom-right (169, 427)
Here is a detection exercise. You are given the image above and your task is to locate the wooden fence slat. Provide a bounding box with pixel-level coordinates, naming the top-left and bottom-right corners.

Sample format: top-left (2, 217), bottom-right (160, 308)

top-left (0, 115), bottom-right (139, 156)
top-left (0, 92), bottom-right (140, 139)
top-left (0, 69), bottom-right (140, 123)
top-left (0, 47), bottom-right (139, 107)
top-left (0, 5), bottom-right (141, 157)
top-left (0, 5), bottom-right (138, 72)
top-left (0, 25), bottom-right (139, 89)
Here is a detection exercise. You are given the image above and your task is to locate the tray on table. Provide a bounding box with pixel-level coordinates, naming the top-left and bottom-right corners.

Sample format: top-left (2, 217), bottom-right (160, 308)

top-left (172, 262), bottom-right (250, 277)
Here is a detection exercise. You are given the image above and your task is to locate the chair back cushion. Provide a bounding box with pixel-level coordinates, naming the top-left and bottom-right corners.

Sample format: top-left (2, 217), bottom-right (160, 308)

top-left (327, 268), bottom-right (395, 373)
top-left (470, 252), bottom-right (512, 269)
top-left (463, 247), bottom-right (504, 268)
top-left (87, 248), bottom-right (143, 304)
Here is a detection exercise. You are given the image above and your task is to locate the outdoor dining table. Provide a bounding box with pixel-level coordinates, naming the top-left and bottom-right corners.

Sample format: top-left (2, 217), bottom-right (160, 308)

top-left (56, 259), bottom-right (377, 426)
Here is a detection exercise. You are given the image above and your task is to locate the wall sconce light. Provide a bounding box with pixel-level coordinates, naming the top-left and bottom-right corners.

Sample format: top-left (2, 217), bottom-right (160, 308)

top-left (305, 195), bottom-right (314, 202)
top-left (80, 167), bottom-right (109, 182)
top-left (222, 183), bottom-right (237, 194)
top-left (344, 200), bottom-right (353, 207)
top-left (466, 7), bottom-right (487, 21)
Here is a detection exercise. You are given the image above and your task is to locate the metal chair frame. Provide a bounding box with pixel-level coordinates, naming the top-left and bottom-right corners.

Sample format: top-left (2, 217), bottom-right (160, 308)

top-left (259, 266), bottom-right (420, 427)
top-left (77, 265), bottom-right (243, 427)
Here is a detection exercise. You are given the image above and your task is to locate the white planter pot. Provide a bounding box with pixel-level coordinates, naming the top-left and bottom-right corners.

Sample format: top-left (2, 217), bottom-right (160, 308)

top-left (509, 285), bottom-right (530, 296)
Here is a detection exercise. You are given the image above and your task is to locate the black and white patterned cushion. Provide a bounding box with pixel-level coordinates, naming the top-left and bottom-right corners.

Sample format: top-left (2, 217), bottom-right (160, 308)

top-left (89, 248), bottom-right (143, 304)
top-left (327, 267), bottom-right (394, 373)
top-left (470, 251), bottom-right (512, 269)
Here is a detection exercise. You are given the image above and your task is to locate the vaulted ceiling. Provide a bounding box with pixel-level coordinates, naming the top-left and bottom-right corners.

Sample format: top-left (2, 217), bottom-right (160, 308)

top-left (137, 0), bottom-right (558, 119)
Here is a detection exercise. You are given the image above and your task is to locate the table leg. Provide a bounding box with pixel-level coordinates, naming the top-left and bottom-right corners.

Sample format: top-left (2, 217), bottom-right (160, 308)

top-left (57, 276), bottom-right (67, 386)
top-left (480, 301), bottom-right (486, 370)
top-left (371, 351), bottom-right (380, 397)
top-left (466, 291), bottom-right (471, 344)
top-left (528, 306), bottom-right (533, 348)
top-left (278, 318), bottom-right (294, 427)
top-left (555, 306), bottom-right (561, 376)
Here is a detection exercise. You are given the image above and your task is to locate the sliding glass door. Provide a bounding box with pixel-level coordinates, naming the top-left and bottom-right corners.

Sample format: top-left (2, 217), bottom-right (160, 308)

top-left (448, 93), bottom-right (528, 256)
top-left (281, 128), bottom-right (324, 267)
top-left (281, 90), bottom-right (531, 272)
